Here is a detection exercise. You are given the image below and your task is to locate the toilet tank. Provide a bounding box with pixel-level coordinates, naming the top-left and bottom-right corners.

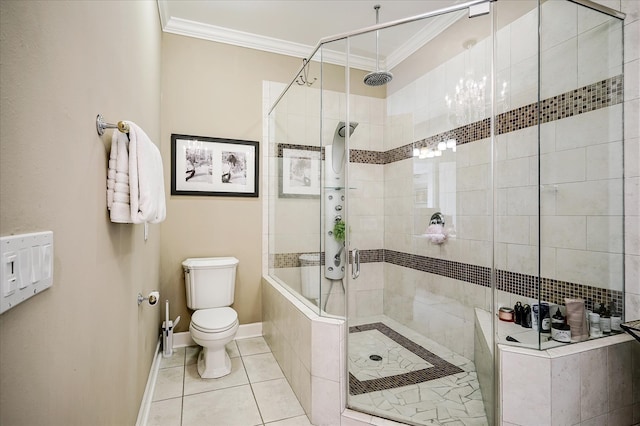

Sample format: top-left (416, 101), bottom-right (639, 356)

top-left (182, 257), bottom-right (239, 310)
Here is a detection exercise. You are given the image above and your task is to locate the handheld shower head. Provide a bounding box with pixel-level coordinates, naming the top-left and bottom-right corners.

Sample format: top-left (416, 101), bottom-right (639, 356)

top-left (338, 122), bottom-right (357, 137)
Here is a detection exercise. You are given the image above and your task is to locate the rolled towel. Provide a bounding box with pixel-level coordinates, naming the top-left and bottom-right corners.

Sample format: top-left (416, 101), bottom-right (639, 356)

top-left (108, 130), bottom-right (133, 223)
top-left (106, 132), bottom-right (118, 210)
top-left (126, 122), bottom-right (166, 224)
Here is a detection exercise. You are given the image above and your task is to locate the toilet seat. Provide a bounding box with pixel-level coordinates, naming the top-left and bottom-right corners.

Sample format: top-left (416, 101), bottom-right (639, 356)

top-left (191, 307), bottom-right (238, 333)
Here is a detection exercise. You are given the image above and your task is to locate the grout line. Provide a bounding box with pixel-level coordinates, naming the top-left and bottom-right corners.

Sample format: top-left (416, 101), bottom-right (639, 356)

top-left (240, 351), bottom-right (266, 426)
top-left (180, 347), bottom-right (186, 426)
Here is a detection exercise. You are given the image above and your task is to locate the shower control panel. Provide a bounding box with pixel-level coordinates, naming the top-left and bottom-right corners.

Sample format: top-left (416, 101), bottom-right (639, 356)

top-left (0, 231), bottom-right (53, 314)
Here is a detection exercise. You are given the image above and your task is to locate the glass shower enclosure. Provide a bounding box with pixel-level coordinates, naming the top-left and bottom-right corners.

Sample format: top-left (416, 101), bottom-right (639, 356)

top-left (267, 1), bottom-right (624, 424)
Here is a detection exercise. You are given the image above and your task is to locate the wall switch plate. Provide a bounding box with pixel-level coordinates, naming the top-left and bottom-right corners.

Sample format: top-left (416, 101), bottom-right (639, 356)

top-left (0, 231), bottom-right (53, 314)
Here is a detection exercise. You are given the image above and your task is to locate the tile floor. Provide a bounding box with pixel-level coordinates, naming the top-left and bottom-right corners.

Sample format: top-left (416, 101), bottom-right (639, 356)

top-left (147, 337), bottom-right (312, 426)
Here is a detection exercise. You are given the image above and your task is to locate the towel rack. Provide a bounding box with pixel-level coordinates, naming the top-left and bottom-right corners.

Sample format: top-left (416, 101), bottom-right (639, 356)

top-left (96, 114), bottom-right (130, 136)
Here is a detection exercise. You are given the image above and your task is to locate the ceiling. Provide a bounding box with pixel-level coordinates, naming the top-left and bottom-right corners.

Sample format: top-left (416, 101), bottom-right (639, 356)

top-left (157, 0), bottom-right (469, 71)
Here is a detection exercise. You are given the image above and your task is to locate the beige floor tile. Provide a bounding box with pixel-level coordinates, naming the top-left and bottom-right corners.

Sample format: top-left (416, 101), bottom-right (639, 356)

top-left (183, 357), bottom-right (248, 395)
top-left (252, 378), bottom-right (305, 423)
top-left (237, 336), bottom-right (271, 356)
top-left (186, 346), bottom-right (199, 366)
top-left (152, 365), bottom-right (184, 402)
top-left (147, 397), bottom-right (182, 426)
top-left (227, 340), bottom-right (241, 358)
top-left (159, 347), bottom-right (186, 369)
top-left (182, 385), bottom-right (263, 426)
top-left (243, 352), bottom-right (284, 383)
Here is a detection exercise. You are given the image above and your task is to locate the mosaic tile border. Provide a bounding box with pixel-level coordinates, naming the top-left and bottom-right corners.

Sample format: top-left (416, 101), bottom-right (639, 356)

top-left (366, 75), bottom-right (620, 165)
top-left (270, 249), bottom-right (382, 269)
top-left (385, 249), bottom-right (623, 314)
top-left (276, 143), bottom-right (324, 160)
top-left (272, 249), bottom-right (624, 315)
top-left (270, 252), bottom-right (325, 268)
top-left (348, 322), bottom-right (464, 395)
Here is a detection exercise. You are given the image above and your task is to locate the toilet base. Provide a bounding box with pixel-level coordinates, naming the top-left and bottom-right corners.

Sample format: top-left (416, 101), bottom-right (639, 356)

top-left (197, 346), bottom-right (232, 379)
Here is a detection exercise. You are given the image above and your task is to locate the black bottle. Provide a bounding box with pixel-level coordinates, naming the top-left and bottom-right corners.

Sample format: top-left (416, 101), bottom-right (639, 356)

top-left (522, 304), bottom-right (532, 328)
top-left (541, 308), bottom-right (551, 333)
top-left (552, 307), bottom-right (564, 326)
top-left (514, 301), bottom-right (523, 325)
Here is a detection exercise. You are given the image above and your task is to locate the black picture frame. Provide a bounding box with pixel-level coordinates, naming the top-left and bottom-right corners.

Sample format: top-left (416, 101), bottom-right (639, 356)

top-left (171, 134), bottom-right (259, 197)
top-left (278, 144), bottom-right (322, 198)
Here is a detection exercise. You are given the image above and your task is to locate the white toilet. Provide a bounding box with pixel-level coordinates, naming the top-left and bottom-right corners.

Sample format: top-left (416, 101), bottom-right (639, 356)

top-left (183, 257), bottom-right (239, 379)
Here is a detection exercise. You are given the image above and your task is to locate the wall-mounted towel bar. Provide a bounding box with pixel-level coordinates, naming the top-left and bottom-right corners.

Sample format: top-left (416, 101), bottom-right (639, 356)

top-left (96, 114), bottom-right (130, 136)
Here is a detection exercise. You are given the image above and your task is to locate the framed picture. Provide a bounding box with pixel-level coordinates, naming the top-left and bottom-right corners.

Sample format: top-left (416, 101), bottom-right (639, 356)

top-left (171, 134), bottom-right (259, 197)
top-left (278, 144), bottom-right (322, 198)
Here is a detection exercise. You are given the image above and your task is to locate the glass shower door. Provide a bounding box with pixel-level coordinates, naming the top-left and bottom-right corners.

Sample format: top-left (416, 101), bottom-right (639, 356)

top-left (345, 3), bottom-right (495, 424)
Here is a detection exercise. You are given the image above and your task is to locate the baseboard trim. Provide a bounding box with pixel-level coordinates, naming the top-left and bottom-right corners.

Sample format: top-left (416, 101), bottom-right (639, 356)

top-left (135, 337), bottom-right (162, 426)
top-left (236, 321), bottom-right (263, 339)
top-left (173, 322), bottom-right (263, 348)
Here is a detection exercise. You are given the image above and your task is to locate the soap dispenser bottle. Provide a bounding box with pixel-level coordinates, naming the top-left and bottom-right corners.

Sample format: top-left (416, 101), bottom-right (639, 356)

top-left (522, 304), bottom-right (532, 328)
top-left (552, 307), bottom-right (564, 326)
top-left (599, 302), bottom-right (611, 334)
top-left (514, 301), bottom-right (523, 325)
top-left (541, 308), bottom-right (551, 333)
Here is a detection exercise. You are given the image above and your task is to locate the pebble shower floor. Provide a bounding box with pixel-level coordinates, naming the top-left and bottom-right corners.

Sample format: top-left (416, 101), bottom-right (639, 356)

top-left (348, 316), bottom-right (488, 425)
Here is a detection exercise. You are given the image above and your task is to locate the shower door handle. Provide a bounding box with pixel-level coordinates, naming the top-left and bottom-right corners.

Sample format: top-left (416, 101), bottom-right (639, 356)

top-left (352, 249), bottom-right (360, 279)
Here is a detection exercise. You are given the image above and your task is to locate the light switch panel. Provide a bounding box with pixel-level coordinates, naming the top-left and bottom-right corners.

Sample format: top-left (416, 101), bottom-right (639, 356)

top-left (0, 231), bottom-right (53, 314)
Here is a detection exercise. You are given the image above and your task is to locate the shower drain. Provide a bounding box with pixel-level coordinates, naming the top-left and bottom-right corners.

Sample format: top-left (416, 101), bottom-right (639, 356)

top-left (369, 354), bottom-right (383, 361)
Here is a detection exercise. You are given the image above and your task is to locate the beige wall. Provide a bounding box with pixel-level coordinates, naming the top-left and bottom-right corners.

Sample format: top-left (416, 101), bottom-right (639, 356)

top-left (0, 1), bottom-right (161, 425)
top-left (160, 34), bottom-right (303, 331)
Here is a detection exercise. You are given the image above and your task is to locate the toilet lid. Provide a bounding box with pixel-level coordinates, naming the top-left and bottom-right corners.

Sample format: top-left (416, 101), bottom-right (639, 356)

top-left (191, 307), bottom-right (238, 333)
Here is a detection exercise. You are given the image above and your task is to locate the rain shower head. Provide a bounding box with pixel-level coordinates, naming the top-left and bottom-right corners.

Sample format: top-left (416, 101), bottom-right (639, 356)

top-left (364, 70), bottom-right (393, 87)
top-left (364, 5), bottom-right (393, 87)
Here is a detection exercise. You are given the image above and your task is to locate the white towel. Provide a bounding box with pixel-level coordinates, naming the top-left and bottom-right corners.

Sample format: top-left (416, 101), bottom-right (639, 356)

top-left (107, 130), bottom-right (133, 223)
top-left (127, 122), bottom-right (166, 224)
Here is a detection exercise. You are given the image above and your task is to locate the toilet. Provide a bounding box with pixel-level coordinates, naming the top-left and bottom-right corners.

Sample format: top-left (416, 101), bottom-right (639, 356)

top-left (183, 257), bottom-right (239, 379)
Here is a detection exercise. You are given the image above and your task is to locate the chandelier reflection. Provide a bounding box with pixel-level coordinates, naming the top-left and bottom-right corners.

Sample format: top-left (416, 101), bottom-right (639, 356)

top-left (445, 74), bottom-right (487, 127)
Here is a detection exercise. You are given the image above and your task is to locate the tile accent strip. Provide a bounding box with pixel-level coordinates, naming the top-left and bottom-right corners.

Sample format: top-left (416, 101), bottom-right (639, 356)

top-left (350, 75), bottom-right (622, 165)
top-left (385, 250), bottom-right (491, 288)
top-left (272, 249), bottom-right (623, 314)
top-left (276, 143), bottom-right (324, 160)
top-left (348, 322), bottom-right (464, 395)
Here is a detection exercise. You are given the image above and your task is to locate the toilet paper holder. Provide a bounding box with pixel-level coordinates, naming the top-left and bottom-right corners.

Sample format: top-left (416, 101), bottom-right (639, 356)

top-left (138, 291), bottom-right (159, 306)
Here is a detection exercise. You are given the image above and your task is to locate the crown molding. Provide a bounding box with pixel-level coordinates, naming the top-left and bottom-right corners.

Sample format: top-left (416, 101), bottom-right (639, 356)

top-left (158, 4), bottom-right (461, 73)
top-left (162, 16), bottom-right (377, 71)
top-left (386, 9), bottom-right (465, 70)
